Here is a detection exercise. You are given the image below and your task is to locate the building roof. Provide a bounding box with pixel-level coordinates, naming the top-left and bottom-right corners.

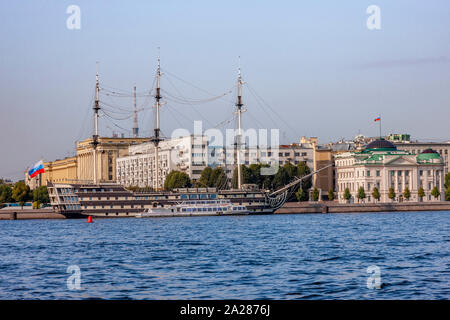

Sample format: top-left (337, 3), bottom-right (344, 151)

top-left (416, 149), bottom-right (442, 163)
top-left (364, 139), bottom-right (397, 151)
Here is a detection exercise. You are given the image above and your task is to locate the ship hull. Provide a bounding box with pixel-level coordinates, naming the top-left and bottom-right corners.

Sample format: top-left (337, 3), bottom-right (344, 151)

top-left (47, 183), bottom-right (280, 218)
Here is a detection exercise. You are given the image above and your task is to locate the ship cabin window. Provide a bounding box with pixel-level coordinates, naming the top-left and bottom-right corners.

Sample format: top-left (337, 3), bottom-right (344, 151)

top-left (208, 208), bottom-right (213, 211)
top-left (182, 208), bottom-right (186, 212)
top-left (200, 194), bottom-right (208, 199)
top-left (180, 194), bottom-right (188, 200)
top-left (93, 189), bottom-right (96, 192)
top-left (210, 194), bottom-right (217, 199)
top-left (189, 194), bottom-right (198, 199)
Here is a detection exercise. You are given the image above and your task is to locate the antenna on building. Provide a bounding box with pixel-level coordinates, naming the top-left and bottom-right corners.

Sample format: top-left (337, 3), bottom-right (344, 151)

top-left (132, 84), bottom-right (139, 138)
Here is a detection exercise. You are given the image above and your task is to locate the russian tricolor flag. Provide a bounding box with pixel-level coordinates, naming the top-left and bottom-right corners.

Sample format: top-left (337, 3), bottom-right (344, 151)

top-left (28, 160), bottom-right (45, 179)
top-left (374, 117), bottom-right (381, 122)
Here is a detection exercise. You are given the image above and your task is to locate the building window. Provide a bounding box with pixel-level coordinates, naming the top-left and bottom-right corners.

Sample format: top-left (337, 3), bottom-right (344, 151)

top-left (376, 170), bottom-right (380, 177)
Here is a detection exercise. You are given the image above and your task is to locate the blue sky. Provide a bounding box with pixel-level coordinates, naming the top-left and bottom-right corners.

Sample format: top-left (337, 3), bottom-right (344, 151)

top-left (1, 0), bottom-right (449, 180)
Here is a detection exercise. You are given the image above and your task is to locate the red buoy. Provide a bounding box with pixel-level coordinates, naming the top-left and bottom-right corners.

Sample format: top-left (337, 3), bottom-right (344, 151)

top-left (87, 216), bottom-right (93, 223)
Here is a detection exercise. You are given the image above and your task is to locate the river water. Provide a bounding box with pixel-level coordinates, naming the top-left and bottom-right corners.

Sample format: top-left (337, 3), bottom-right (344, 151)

top-left (0, 211), bottom-right (448, 299)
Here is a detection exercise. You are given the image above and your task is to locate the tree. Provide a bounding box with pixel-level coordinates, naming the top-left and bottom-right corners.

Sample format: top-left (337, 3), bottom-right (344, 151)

top-left (0, 184), bottom-right (13, 204)
top-left (231, 165), bottom-right (254, 189)
top-left (445, 187), bottom-right (450, 201)
top-left (311, 187), bottom-right (320, 201)
top-left (33, 186), bottom-right (49, 204)
top-left (431, 186), bottom-right (440, 200)
top-left (343, 188), bottom-right (351, 202)
top-left (296, 162), bottom-right (312, 190)
top-left (272, 166), bottom-right (290, 190)
top-left (296, 188), bottom-right (308, 202)
top-left (357, 187), bottom-right (366, 203)
top-left (328, 188), bottom-right (335, 201)
top-left (445, 172), bottom-right (450, 189)
top-left (198, 167), bottom-right (213, 187)
top-left (12, 181), bottom-right (30, 208)
top-left (403, 187), bottom-right (411, 201)
top-left (164, 171), bottom-right (191, 190)
top-left (418, 187), bottom-right (425, 201)
top-left (388, 187), bottom-right (396, 201)
top-left (372, 187), bottom-right (380, 202)
top-left (209, 167), bottom-right (228, 189)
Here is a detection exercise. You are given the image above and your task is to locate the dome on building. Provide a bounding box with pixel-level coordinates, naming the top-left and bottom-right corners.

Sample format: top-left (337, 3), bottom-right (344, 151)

top-left (417, 149), bottom-right (441, 163)
top-left (421, 148), bottom-right (438, 154)
top-left (364, 139), bottom-right (397, 151)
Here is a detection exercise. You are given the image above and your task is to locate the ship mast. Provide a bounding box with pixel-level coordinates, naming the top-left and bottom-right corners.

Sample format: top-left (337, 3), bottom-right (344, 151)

top-left (132, 84), bottom-right (139, 138)
top-left (93, 62), bottom-right (100, 185)
top-left (235, 56), bottom-right (245, 190)
top-left (150, 48), bottom-right (163, 190)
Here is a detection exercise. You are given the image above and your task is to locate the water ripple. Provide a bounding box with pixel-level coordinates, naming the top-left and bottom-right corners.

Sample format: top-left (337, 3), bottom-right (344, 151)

top-left (0, 211), bottom-right (448, 299)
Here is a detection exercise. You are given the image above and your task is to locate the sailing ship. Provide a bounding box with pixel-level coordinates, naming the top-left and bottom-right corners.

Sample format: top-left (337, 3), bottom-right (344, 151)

top-left (47, 53), bottom-right (330, 218)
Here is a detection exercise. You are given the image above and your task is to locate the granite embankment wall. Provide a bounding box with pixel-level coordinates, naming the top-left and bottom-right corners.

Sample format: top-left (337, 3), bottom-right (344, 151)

top-left (1, 202), bottom-right (449, 220)
top-left (275, 201), bottom-right (450, 214)
top-left (0, 209), bottom-right (66, 220)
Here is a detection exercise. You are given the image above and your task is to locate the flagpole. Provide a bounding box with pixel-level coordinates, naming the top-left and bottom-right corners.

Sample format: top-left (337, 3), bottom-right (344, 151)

top-left (379, 114), bottom-right (382, 139)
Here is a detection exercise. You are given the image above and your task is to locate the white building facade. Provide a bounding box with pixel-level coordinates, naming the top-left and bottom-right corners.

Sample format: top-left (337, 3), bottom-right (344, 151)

top-left (116, 135), bottom-right (208, 189)
top-left (335, 140), bottom-right (445, 203)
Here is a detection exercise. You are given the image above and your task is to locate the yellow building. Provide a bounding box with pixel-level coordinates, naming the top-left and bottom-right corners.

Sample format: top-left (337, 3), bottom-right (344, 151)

top-left (25, 156), bottom-right (78, 189)
top-left (314, 148), bottom-right (334, 193)
top-left (26, 136), bottom-right (150, 189)
top-left (76, 137), bottom-right (150, 183)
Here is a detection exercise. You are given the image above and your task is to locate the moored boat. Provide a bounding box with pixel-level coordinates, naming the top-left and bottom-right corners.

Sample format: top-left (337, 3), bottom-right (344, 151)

top-left (135, 199), bottom-right (248, 218)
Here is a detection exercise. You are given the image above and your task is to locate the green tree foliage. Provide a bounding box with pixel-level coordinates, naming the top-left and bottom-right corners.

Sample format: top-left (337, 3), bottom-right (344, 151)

top-left (372, 187), bottom-right (380, 202)
top-left (343, 188), bottom-right (351, 201)
top-left (445, 187), bottom-right (450, 201)
top-left (209, 167), bottom-right (228, 189)
top-left (272, 165), bottom-right (290, 190)
top-left (33, 186), bottom-right (49, 204)
top-left (312, 187), bottom-right (320, 201)
top-left (296, 162), bottom-right (312, 190)
top-left (403, 187), bottom-right (411, 200)
top-left (296, 188), bottom-right (308, 202)
top-left (0, 184), bottom-right (13, 204)
top-left (388, 187), bottom-right (396, 201)
top-left (328, 188), bottom-right (335, 201)
top-left (431, 186), bottom-right (440, 199)
top-left (163, 171), bottom-right (191, 190)
top-left (199, 167), bottom-right (213, 187)
top-left (418, 187), bottom-right (425, 200)
top-left (445, 172), bottom-right (450, 189)
top-left (357, 187), bottom-right (366, 202)
top-left (12, 181), bottom-right (31, 208)
top-left (231, 162), bottom-right (312, 196)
